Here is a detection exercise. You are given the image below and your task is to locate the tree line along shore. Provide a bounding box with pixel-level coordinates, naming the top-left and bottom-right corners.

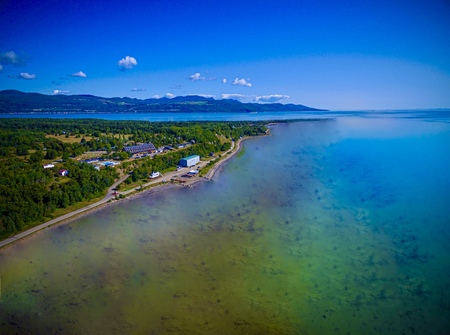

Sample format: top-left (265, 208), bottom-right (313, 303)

top-left (0, 135), bottom-right (249, 250)
top-left (0, 118), bottom-right (269, 242)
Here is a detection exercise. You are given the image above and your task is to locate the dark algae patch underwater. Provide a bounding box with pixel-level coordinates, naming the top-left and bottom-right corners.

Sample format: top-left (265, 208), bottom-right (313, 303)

top-left (1, 116), bottom-right (450, 334)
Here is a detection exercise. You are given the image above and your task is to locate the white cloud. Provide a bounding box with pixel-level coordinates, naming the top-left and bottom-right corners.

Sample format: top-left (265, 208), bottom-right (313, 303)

top-left (131, 88), bottom-right (147, 92)
top-left (151, 95), bottom-right (161, 99)
top-left (189, 72), bottom-right (216, 81)
top-left (221, 78), bottom-right (227, 84)
top-left (232, 78), bottom-right (252, 87)
top-left (117, 56), bottom-right (137, 70)
top-left (254, 94), bottom-right (290, 103)
top-left (53, 89), bottom-right (70, 95)
top-left (166, 93), bottom-right (175, 98)
top-left (20, 72), bottom-right (36, 80)
top-left (221, 93), bottom-right (247, 101)
top-left (71, 71), bottom-right (87, 78)
top-left (190, 72), bottom-right (202, 81)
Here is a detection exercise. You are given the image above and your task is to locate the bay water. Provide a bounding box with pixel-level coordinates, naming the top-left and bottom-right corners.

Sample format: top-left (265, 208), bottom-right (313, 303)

top-left (1, 115), bottom-right (449, 334)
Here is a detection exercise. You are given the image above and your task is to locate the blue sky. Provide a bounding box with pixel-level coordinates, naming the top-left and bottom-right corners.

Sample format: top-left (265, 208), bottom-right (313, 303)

top-left (1, 0), bottom-right (449, 110)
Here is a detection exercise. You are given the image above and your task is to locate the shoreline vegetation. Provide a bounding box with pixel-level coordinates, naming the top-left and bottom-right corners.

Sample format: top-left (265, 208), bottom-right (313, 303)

top-left (0, 118), bottom-right (330, 250)
top-left (0, 134), bottom-right (249, 250)
top-left (0, 135), bottom-right (246, 250)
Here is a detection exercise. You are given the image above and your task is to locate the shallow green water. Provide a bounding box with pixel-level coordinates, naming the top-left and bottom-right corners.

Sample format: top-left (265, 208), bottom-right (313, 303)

top-left (1, 117), bottom-right (450, 334)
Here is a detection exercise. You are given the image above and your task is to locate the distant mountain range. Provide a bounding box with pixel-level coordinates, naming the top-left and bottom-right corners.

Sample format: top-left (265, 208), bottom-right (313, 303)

top-left (0, 90), bottom-right (326, 114)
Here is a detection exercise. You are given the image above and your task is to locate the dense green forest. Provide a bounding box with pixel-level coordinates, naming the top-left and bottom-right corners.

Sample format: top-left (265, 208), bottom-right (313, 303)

top-left (0, 118), bottom-right (268, 239)
top-left (0, 118), bottom-right (266, 154)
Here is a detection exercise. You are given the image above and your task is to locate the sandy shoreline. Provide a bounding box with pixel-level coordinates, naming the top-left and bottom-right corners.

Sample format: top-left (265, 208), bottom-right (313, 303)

top-left (0, 137), bottom-right (249, 250)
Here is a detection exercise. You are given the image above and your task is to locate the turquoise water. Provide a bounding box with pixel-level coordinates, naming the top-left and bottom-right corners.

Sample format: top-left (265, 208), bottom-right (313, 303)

top-left (1, 109), bottom-right (449, 122)
top-left (1, 116), bottom-right (450, 334)
top-left (0, 110), bottom-right (336, 121)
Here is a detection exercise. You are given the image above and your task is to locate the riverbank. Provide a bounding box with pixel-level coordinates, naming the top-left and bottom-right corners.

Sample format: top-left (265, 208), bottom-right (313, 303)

top-left (0, 137), bottom-right (249, 250)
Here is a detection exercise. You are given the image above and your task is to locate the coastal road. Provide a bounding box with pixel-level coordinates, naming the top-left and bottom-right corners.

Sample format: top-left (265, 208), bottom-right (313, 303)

top-left (0, 160), bottom-right (211, 249)
top-left (0, 139), bottom-right (242, 250)
top-left (205, 139), bottom-right (238, 180)
top-left (0, 173), bottom-right (131, 249)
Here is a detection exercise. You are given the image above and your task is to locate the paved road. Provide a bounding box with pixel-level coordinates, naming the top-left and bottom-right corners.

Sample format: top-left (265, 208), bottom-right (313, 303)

top-left (0, 162), bottom-right (208, 249)
top-left (0, 141), bottom-right (241, 250)
top-left (0, 173), bottom-right (131, 249)
top-left (205, 139), bottom-right (238, 180)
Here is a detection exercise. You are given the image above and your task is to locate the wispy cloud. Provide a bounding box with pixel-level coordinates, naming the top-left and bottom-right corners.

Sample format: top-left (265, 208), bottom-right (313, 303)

top-left (221, 93), bottom-right (248, 101)
top-left (71, 71), bottom-right (87, 78)
top-left (232, 78), bottom-right (252, 87)
top-left (9, 72), bottom-right (36, 80)
top-left (0, 65), bottom-right (3, 71)
top-left (118, 56), bottom-right (137, 70)
top-left (51, 77), bottom-right (69, 86)
top-left (0, 51), bottom-right (27, 66)
top-left (221, 78), bottom-right (227, 84)
top-left (53, 89), bottom-right (70, 95)
top-left (166, 93), bottom-right (175, 98)
top-left (170, 84), bottom-right (183, 90)
top-left (254, 94), bottom-right (290, 103)
top-left (189, 72), bottom-right (215, 81)
top-left (20, 72), bottom-right (36, 79)
top-left (131, 88), bottom-right (147, 92)
top-left (190, 72), bottom-right (202, 81)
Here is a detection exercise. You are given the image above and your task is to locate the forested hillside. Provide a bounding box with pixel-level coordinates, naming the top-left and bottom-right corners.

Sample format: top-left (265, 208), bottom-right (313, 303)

top-left (0, 90), bottom-right (325, 114)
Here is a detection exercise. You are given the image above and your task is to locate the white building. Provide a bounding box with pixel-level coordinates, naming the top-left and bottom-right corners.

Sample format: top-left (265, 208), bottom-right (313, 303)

top-left (179, 155), bottom-right (200, 167)
top-left (149, 171), bottom-right (162, 179)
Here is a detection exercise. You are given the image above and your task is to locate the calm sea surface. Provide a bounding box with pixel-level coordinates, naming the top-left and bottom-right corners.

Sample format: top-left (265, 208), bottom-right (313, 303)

top-left (1, 109), bottom-right (449, 122)
top-left (1, 112), bottom-right (450, 334)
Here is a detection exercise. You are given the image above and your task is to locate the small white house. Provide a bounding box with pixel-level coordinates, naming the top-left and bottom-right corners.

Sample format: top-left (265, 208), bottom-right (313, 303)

top-left (43, 164), bottom-right (54, 169)
top-left (149, 171), bottom-right (162, 179)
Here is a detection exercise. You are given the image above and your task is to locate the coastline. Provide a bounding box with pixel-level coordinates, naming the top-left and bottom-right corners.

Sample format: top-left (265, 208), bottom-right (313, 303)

top-left (0, 137), bottom-right (249, 251)
top-left (205, 136), bottom-right (247, 181)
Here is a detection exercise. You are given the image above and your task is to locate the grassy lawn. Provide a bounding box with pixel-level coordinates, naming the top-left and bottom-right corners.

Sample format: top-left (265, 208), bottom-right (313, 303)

top-left (46, 134), bottom-right (130, 144)
top-left (121, 180), bottom-right (148, 192)
top-left (46, 134), bottom-right (92, 144)
top-left (217, 135), bottom-right (230, 144)
top-left (198, 159), bottom-right (218, 176)
top-left (120, 169), bottom-right (174, 191)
